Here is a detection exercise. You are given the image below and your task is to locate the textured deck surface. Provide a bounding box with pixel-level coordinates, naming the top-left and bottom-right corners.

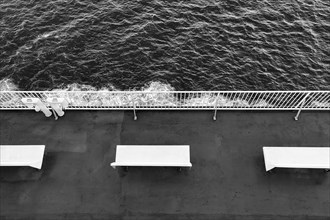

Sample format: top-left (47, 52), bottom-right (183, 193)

top-left (0, 110), bottom-right (329, 220)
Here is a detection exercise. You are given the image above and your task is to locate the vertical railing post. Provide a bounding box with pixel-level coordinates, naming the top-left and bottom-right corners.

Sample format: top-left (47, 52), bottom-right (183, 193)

top-left (213, 92), bottom-right (220, 121)
top-left (294, 92), bottom-right (310, 121)
top-left (133, 100), bottom-right (137, 120)
top-left (52, 109), bottom-right (58, 120)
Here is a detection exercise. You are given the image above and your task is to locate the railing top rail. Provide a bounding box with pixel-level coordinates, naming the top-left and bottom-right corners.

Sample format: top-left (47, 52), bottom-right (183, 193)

top-left (1, 90), bottom-right (329, 93)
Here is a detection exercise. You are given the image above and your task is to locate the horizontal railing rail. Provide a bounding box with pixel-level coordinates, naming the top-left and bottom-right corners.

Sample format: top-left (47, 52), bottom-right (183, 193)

top-left (0, 91), bottom-right (329, 110)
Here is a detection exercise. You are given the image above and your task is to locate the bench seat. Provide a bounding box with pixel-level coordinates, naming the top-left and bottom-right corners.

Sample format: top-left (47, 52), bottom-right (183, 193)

top-left (263, 147), bottom-right (330, 171)
top-left (0, 145), bottom-right (45, 169)
top-left (111, 145), bottom-right (192, 168)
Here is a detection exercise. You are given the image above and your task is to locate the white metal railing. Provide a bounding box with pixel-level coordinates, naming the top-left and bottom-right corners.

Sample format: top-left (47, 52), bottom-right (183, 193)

top-left (0, 91), bottom-right (329, 110)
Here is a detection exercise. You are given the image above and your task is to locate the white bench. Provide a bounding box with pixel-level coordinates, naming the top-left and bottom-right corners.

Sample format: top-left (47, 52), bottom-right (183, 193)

top-left (111, 145), bottom-right (192, 169)
top-left (263, 147), bottom-right (330, 171)
top-left (0, 145), bottom-right (45, 169)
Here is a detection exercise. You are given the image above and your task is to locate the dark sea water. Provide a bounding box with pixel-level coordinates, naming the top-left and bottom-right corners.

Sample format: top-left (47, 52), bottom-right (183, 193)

top-left (0, 0), bottom-right (330, 91)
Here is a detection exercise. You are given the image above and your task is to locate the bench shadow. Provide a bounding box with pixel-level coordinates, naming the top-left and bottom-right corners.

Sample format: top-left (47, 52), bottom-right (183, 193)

top-left (116, 166), bottom-right (190, 178)
top-left (255, 155), bottom-right (329, 184)
top-left (267, 168), bottom-right (329, 184)
top-left (0, 153), bottom-right (57, 182)
top-left (0, 166), bottom-right (43, 182)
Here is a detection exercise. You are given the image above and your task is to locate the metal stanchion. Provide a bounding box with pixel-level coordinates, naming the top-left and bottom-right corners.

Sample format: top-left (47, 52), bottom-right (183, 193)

top-left (294, 93), bottom-right (310, 121)
top-left (213, 93), bottom-right (220, 121)
top-left (133, 101), bottom-right (137, 120)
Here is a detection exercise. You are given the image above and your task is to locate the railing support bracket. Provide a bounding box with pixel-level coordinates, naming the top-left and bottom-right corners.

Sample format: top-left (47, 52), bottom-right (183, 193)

top-left (294, 109), bottom-right (302, 121)
top-left (213, 109), bottom-right (217, 121)
top-left (294, 93), bottom-right (310, 121)
top-left (213, 93), bottom-right (219, 121)
top-left (51, 109), bottom-right (58, 120)
top-left (133, 102), bottom-right (137, 120)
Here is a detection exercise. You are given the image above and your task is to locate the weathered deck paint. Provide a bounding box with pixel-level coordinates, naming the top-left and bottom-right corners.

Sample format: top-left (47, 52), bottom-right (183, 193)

top-left (0, 110), bottom-right (329, 220)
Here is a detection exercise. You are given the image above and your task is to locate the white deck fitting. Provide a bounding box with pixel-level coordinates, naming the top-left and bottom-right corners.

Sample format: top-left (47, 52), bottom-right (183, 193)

top-left (21, 98), bottom-right (52, 117)
top-left (46, 98), bottom-right (69, 117)
top-left (0, 145), bottom-right (45, 169)
top-left (111, 145), bottom-right (192, 168)
top-left (263, 147), bottom-right (330, 171)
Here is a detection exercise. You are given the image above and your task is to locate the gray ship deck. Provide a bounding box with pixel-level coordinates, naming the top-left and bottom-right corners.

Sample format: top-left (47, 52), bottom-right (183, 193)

top-left (0, 110), bottom-right (329, 220)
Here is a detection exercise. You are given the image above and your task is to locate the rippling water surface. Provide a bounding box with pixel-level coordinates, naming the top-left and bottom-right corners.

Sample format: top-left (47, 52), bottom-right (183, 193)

top-left (0, 0), bottom-right (329, 91)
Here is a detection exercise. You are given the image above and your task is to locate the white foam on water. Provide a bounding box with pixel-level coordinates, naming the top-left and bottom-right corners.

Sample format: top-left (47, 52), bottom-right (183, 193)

top-left (0, 78), bottom-right (18, 91)
top-left (0, 79), bottom-right (175, 92)
top-left (52, 81), bottom-right (175, 92)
